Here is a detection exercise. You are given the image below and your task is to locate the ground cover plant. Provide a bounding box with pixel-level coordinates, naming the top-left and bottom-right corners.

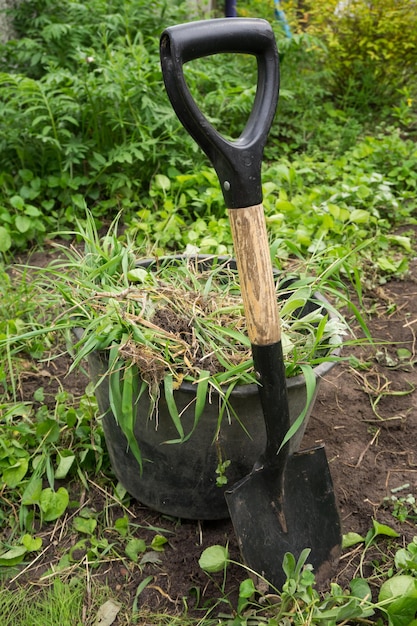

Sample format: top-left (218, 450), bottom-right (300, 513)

top-left (0, 0), bottom-right (417, 624)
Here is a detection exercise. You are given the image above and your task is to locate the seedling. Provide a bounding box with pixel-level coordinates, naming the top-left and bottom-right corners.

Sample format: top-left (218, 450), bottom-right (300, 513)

top-left (384, 487), bottom-right (417, 524)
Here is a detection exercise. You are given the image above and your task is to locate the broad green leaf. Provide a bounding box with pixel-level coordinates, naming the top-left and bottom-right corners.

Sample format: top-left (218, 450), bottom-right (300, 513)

top-left (125, 538), bottom-right (146, 563)
top-left (239, 578), bottom-right (256, 599)
top-left (199, 545), bottom-right (229, 573)
top-left (55, 451), bottom-right (76, 480)
top-left (377, 257), bottom-right (401, 273)
top-left (395, 547), bottom-right (417, 571)
top-left (397, 348), bottom-right (412, 360)
top-left (386, 594), bottom-right (417, 626)
top-left (274, 199), bottom-right (296, 212)
top-left (280, 297), bottom-right (310, 319)
top-left (113, 516), bottom-right (129, 537)
top-left (73, 516), bottom-right (97, 535)
top-left (357, 184), bottom-right (371, 199)
top-left (127, 267), bottom-right (148, 282)
top-left (337, 599), bottom-right (370, 621)
top-left (3, 457), bottom-right (29, 488)
top-left (282, 551), bottom-right (296, 579)
top-left (350, 577), bottom-right (372, 600)
top-left (21, 477), bottom-right (43, 505)
top-left (150, 535), bottom-right (168, 552)
top-left (379, 575), bottom-right (417, 602)
top-left (15, 215), bottom-right (31, 233)
top-left (56, 553), bottom-right (71, 571)
top-left (40, 487), bottom-right (69, 521)
top-left (237, 577), bottom-right (256, 614)
top-left (0, 545), bottom-right (27, 566)
top-left (294, 548), bottom-right (312, 578)
top-left (9, 195), bottom-right (24, 210)
top-left (273, 163), bottom-right (291, 183)
top-left (114, 482), bottom-right (127, 501)
top-left (24, 205), bottom-right (41, 217)
top-left (369, 519), bottom-right (400, 544)
top-left (35, 418), bottom-right (60, 443)
top-left (318, 598), bottom-right (370, 622)
top-left (0, 226), bottom-right (12, 252)
top-left (33, 387), bottom-right (44, 402)
top-left (154, 174), bottom-right (171, 192)
top-left (388, 235), bottom-right (412, 252)
top-left (21, 534), bottom-right (42, 552)
top-left (350, 209), bottom-right (370, 224)
top-left (342, 532), bottom-right (365, 549)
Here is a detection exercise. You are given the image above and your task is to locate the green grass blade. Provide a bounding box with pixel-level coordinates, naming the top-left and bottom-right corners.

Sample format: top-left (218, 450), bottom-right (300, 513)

top-left (174, 369), bottom-right (211, 444)
top-left (278, 364), bottom-right (316, 453)
top-left (108, 346), bottom-right (122, 426)
top-left (119, 364), bottom-right (142, 470)
top-left (163, 375), bottom-right (184, 440)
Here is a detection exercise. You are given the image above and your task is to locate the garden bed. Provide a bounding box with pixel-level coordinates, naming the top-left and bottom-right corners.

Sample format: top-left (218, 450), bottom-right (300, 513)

top-left (7, 247), bottom-right (417, 621)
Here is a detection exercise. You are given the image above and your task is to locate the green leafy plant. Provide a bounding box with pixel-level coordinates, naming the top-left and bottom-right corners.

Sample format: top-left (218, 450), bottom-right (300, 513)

top-left (1, 0), bottom-right (415, 263)
top-left (379, 574), bottom-right (417, 626)
top-left (126, 129), bottom-right (417, 277)
top-left (384, 489), bottom-right (417, 524)
top-left (198, 530), bottom-right (417, 625)
top-left (301, 0), bottom-right (417, 112)
top-left (393, 537), bottom-right (417, 576)
top-left (0, 386), bottom-right (105, 546)
top-left (0, 264), bottom-right (59, 397)
top-left (199, 545), bottom-right (378, 624)
top-left (0, 0), bottom-right (196, 250)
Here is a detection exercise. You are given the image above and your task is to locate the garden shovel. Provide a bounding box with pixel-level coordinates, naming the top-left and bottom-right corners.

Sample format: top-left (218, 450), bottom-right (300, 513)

top-left (160, 18), bottom-right (341, 589)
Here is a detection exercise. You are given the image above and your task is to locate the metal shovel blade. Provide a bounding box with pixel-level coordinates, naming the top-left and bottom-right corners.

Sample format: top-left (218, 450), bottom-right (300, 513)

top-left (225, 445), bottom-right (341, 589)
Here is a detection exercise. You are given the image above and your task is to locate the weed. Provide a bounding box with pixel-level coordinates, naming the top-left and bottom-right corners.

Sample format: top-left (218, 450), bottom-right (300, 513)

top-left (0, 578), bottom-right (114, 626)
top-left (127, 130), bottom-right (417, 279)
top-left (384, 488), bottom-right (417, 524)
top-left (0, 385), bottom-right (105, 546)
top-left (301, 0), bottom-right (417, 113)
top-left (199, 545), bottom-right (378, 624)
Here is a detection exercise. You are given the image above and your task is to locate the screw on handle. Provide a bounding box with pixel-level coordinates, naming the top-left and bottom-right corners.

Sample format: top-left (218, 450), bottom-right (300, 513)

top-left (160, 18), bottom-right (279, 209)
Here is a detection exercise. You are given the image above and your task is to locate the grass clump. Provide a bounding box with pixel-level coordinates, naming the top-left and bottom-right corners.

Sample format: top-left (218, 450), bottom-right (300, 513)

top-left (0, 578), bottom-right (115, 626)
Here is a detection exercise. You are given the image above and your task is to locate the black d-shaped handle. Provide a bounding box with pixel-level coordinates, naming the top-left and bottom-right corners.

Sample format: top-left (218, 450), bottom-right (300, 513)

top-left (160, 18), bottom-right (279, 209)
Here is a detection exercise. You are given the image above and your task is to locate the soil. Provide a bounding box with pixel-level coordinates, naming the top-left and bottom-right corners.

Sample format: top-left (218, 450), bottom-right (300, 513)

top-left (6, 240), bottom-right (417, 621)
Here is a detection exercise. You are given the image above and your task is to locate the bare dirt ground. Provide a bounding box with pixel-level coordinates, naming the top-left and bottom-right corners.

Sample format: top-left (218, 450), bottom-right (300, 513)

top-left (6, 242), bottom-right (417, 621)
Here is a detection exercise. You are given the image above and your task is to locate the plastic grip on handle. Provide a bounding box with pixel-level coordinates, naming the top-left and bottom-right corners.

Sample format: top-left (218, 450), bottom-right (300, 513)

top-left (162, 17), bottom-right (277, 62)
top-left (160, 18), bottom-right (279, 209)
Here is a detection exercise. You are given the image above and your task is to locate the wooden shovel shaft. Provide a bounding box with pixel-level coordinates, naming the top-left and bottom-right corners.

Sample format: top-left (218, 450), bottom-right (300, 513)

top-left (228, 204), bottom-right (280, 346)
